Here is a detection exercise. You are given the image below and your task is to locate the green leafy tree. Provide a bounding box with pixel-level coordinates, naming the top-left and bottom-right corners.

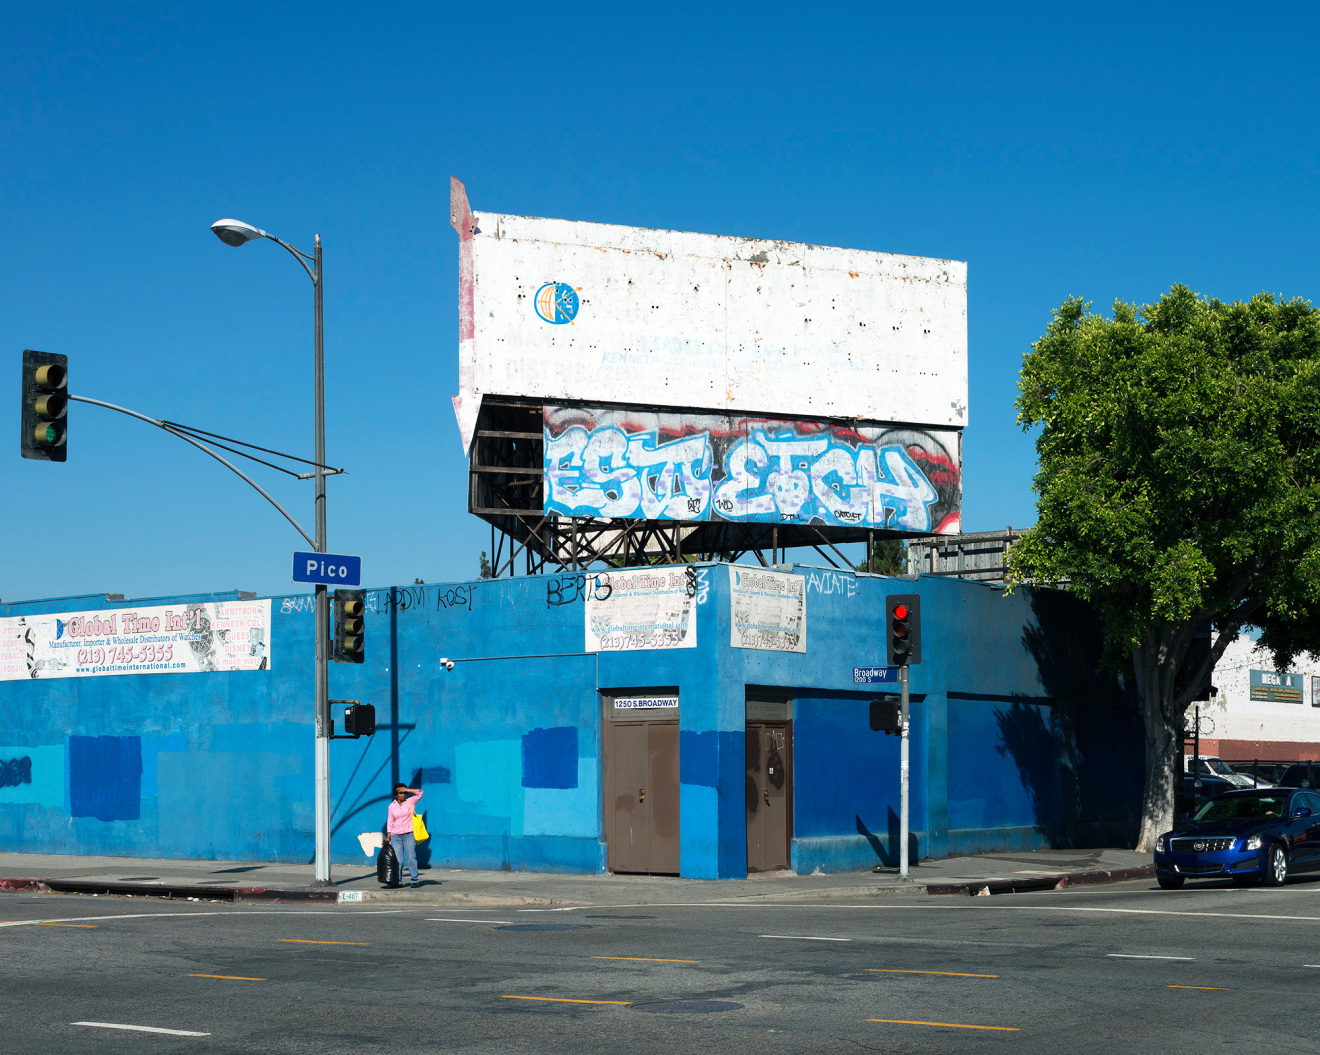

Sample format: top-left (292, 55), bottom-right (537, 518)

top-left (1010, 286), bottom-right (1320, 851)
top-left (856, 538), bottom-right (907, 576)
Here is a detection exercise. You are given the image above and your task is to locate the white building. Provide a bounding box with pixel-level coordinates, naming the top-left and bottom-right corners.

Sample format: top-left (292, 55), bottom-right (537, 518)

top-left (1198, 634), bottom-right (1320, 762)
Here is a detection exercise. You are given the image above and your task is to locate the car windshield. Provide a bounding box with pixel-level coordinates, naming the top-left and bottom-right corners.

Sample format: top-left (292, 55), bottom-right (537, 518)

top-left (1204, 759), bottom-right (1233, 776)
top-left (1192, 796), bottom-right (1287, 821)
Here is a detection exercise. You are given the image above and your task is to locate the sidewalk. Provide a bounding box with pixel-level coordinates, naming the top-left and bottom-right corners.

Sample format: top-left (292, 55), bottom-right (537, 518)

top-left (0, 847), bottom-right (1153, 906)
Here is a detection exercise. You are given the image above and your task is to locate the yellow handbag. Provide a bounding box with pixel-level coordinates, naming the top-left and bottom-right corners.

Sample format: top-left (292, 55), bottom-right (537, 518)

top-left (412, 812), bottom-right (429, 841)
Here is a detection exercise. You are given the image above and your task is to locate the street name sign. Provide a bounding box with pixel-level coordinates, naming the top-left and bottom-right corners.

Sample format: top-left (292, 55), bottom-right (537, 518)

top-left (853, 666), bottom-right (899, 686)
top-left (292, 551), bottom-right (362, 587)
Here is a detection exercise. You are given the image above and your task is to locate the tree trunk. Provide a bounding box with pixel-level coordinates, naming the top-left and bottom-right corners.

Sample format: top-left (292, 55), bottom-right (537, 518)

top-left (1132, 637), bottom-right (1184, 853)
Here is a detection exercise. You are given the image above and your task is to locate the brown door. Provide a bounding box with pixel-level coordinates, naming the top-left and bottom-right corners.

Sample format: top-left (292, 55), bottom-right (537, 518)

top-left (745, 721), bottom-right (792, 872)
top-left (605, 711), bottom-right (681, 875)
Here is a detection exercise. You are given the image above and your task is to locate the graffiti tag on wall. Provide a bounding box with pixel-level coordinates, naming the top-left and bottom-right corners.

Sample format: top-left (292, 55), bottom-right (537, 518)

top-left (543, 406), bottom-right (960, 533)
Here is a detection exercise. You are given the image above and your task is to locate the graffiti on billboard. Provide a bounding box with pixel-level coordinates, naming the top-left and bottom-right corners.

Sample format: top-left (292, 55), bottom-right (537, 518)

top-left (543, 407), bottom-right (960, 533)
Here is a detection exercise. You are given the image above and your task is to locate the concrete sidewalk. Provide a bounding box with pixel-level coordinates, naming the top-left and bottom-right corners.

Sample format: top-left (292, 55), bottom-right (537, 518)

top-left (0, 847), bottom-right (1154, 906)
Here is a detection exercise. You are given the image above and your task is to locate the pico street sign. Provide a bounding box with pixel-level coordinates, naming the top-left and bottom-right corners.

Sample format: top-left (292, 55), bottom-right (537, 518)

top-left (853, 666), bottom-right (899, 686)
top-left (292, 551), bottom-right (362, 587)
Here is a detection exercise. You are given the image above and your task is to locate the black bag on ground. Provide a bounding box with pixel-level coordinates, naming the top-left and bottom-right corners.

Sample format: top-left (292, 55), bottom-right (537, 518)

top-left (377, 839), bottom-right (400, 887)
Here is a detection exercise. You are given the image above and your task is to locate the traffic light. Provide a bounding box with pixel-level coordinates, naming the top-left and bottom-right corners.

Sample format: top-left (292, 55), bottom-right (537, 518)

top-left (343, 702), bottom-right (376, 737)
top-left (869, 697), bottom-right (901, 734)
top-left (332, 588), bottom-right (365, 663)
top-left (886, 593), bottom-right (921, 666)
top-left (20, 349), bottom-right (68, 461)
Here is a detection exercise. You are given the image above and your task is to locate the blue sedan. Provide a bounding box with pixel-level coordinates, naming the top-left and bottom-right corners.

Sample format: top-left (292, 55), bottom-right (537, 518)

top-left (1153, 788), bottom-right (1320, 889)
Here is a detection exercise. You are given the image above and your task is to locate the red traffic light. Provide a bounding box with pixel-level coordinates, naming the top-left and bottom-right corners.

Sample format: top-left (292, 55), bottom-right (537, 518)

top-left (893, 604), bottom-right (908, 620)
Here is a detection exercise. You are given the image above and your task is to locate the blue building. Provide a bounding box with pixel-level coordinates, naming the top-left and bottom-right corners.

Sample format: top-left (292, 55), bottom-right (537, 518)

top-left (0, 565), bottom-right (1142, 877)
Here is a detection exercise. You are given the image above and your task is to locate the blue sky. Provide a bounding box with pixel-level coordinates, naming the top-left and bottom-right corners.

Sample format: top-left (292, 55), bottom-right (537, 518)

top-left (4, 3), bottom-right (1319, 603)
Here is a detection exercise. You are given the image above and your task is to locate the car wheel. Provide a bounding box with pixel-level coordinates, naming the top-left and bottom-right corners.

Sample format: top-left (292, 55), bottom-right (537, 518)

top-left (1157, 875), bottom-right (1184, 890)
top-left (1264, 843), bottom-right (1289, 887)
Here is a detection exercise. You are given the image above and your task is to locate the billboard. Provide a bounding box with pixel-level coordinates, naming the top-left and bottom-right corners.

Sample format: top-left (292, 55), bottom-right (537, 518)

top-left (544, 405), bottom-right (960, 534)
top-left (451, 178), bottom-right (967, 454)
top-left (0, 600), bottom-right (272, 681)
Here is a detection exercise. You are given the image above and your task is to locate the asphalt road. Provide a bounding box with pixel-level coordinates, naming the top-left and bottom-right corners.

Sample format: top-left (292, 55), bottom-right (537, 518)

top-left (4, 875), bottom-right (1320, 1054)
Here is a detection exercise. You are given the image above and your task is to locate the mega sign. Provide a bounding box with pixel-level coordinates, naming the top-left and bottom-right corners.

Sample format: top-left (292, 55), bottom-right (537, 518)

top-left (544, 406), bottom-right (960, 533)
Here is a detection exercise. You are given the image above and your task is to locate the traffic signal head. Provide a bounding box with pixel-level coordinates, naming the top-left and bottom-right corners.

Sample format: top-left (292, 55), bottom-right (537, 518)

top-left (886, 593), bottom-right (921, 666)
top-left (20, 350), bottom-right (68, 462)
top-left (344, 702), bottom-right (376, 737)
top-left (333, 588), bottom-right (365, 663)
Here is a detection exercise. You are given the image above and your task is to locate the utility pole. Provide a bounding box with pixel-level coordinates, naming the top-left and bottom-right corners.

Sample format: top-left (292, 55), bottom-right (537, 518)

top-left (899, 663), bottom-right (910, 878)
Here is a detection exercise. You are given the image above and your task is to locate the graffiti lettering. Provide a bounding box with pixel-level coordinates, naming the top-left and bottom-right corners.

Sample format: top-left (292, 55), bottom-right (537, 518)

top-left (694, 568), bottom-right (711, 605)
top-left (546, 574), bottom-right (588, 608)
top-left (437, 584), bottom-right (475, 613)
top-left (0, 755), bottom-right (32, 788)
top-left (544, 409), bottom-right (957, 532)
top-left (805, 569), bottom-right (859, 598)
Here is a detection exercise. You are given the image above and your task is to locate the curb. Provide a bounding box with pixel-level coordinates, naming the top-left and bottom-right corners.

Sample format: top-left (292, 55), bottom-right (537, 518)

top-left (0, 877), bottom-right (337, 903)
top-left (925, 865), bottom-right (1156, 897)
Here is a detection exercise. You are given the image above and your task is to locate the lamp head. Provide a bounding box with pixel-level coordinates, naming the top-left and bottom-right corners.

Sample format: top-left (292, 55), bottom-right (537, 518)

top-left (210, 218), bottom-right (266, 247)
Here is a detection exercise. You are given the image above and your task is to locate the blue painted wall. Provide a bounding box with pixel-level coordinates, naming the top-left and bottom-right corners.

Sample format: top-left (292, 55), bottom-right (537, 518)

top-left (0, 566), bottom-right (1141, 876)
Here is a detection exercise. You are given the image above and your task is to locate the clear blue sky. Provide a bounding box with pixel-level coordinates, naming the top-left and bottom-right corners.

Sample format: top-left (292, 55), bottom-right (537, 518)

top-left (5, 3), bottom-right (1318, 603)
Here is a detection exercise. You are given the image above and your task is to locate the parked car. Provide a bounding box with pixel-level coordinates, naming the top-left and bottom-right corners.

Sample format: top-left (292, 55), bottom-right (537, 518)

top-left (1225, 761), bottom-right (1287, 787)
top-left (1184, 755), bottom-right (1265, 788)
top-left (1154, 787), bottom-right (1320, 889)
top-left (1278, 762), bottom-right (1320, 789)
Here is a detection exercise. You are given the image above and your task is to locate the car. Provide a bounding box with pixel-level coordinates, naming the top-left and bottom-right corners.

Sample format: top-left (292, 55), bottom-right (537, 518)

top-left (1278, 761), bottom-right (1320, 789)
top-left (1184, 755), bottom-right (1265, 788)
top-left (1153, 787), bottom-right (1320, 889)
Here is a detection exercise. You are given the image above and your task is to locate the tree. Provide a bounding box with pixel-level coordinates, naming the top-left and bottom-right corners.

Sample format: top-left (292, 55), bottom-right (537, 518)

top-left (1009, 286), bottom-right (1320, 851)
top-left (856, 538), bottom-right (907, 576)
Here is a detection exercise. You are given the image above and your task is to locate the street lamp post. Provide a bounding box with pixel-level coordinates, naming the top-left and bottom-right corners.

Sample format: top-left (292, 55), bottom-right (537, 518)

top-left (211, 219), bottom-right (332, 886)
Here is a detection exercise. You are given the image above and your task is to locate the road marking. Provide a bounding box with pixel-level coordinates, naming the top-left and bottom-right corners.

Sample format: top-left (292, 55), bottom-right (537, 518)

top-left (867, 1018), bottom-right (1018, 1032)
top-left (759, 934), bottom-right (850, 941)
top-left (1108, 954), bottom-right (1194, 961)
top-left (502, 995), bottom-right (632, 1005)
top-left (427, 917), bottom-right (516, 925)
top-left (280, 938), bottom-right (371, 946)
top-left (73, 1022), bottom-right (211, 1036)
top-left (1305, 965), bottom-right (1320, 968)
top-left (31, 922), bottom-right (98, 928)
top-left (867, 969), bottom-right (998, 978)
top-left (187, 973), bottom-right (267, 981)
top-left (1168, 985), bottom-right (1230, 991)
top-left (592, 956), bottom-right (700, 964)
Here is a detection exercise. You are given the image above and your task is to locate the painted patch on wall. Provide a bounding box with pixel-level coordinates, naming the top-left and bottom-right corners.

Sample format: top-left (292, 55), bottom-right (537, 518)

top-left (521, 727), bottom-right (579, 789)
top-left (0, 744), bottom-right (65, 806)
top-left (69, 735), bottom-right (142, 822)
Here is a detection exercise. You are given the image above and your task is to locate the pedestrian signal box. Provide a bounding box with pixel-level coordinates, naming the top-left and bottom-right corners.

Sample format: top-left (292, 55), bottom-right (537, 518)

top-left (344, 702), bottom-right (375, 738)
top-left (886, 593), bottom-right (921, 666)
top-left (869, 697), bottom-right (901, 734)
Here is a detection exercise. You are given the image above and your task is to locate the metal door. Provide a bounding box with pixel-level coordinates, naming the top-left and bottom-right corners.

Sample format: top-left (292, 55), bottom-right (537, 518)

top-left (608, 722), bottom-right (650, 874)
top-left (604, 696), bottom-right (681, 876)
top-left (745, 720), bottom-right (792, 872)
top-left (648, 723), bottom-right (681, 874)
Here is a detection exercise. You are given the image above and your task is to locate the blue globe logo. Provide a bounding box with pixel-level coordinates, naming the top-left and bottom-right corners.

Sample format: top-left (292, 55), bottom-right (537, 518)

top-left (535, 282), bottom-right (580, 325)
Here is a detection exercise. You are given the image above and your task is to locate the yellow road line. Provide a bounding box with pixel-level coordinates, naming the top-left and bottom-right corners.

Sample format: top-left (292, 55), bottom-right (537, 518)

top-left (867, 1018), bottom-right (1019, 1032)
top-left (32, 922), bottom-right (98, 928)
top-left (591, 956), bottom-right (700, 964)
top-left (280, 938), bottom-right (372, 946)
top-left (188, 973), bottom-right (267, 981)
top-left (502, 995), bottom-right (632, 1005)
top-left (867, 969), bottom-right (998, 978)
top-left (1168, 985), bottom-right (1230, 991)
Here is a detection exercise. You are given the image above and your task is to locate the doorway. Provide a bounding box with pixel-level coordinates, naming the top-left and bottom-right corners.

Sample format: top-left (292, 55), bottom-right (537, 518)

top-left (746, 698), bottom-right (793, 873)
top-left (602, 692), bottom-right (680, 875)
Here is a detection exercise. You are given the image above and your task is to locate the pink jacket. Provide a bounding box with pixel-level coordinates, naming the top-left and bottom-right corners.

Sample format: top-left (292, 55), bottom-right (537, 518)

top-left (387, 791), bottom-right (422, 835)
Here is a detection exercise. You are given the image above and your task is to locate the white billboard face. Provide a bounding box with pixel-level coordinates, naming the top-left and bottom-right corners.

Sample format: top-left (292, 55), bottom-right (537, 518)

top-left (450, 179), bottom-right (967, 453)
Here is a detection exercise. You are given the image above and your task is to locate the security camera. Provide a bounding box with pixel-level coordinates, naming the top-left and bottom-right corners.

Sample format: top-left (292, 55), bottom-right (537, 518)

top-left (440, 658), bottom-right (455, 671)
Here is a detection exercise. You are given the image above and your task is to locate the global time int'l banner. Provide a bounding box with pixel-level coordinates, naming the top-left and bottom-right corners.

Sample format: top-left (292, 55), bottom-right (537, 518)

top-left (0, 600), bottom-right (272, 681)
top-left (584, 568), bottom-right (697, 653)
top-left (543, 406), bottom-right (961, 534)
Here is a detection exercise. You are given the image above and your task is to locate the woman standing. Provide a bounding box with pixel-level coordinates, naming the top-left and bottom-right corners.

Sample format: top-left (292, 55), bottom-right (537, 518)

top-left (386, 783), bottom-right (423, 888)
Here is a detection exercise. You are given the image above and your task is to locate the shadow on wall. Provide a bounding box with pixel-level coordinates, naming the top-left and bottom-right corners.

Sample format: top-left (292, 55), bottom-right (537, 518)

top-left (993, 702), bottom-right (1057, 832)
top-left (855, 810), bottom-right (918, 868)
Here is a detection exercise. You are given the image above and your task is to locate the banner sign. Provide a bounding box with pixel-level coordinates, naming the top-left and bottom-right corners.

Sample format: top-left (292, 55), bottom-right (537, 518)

top-left (853, 666), bottom-right (900, 686)
top-left (0, 600), bottom-right (272, 681)
top-left (729, 567), bottom-right (806, 653)
top-left (544, 405), bottom-right (961, 534)
top-left (1249, 669), bottom-right (1303, 703)
top-left (584, 568), bottom-right (697, 653)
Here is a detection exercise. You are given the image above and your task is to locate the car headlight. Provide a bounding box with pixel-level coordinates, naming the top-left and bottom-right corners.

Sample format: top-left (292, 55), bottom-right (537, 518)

top-left (1245, 835), bottom-right (1263, 851)
top-left (1156, 835), bottom-right (1167, 852)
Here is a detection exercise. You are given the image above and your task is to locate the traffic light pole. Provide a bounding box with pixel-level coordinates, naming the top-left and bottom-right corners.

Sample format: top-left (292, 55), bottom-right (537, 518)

top-left (899, 664), bottom-right (910, 878)
top-left (312, 235), bottom-right (332, 887)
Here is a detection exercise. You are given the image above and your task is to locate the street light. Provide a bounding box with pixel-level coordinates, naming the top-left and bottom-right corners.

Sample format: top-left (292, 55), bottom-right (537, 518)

top-left (212, 216), bottom-right (332, 887)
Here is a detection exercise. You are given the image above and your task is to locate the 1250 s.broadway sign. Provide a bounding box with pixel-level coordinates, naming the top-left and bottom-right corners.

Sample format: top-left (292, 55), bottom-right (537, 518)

top-left (0, 599), bottom-right (272, 681)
